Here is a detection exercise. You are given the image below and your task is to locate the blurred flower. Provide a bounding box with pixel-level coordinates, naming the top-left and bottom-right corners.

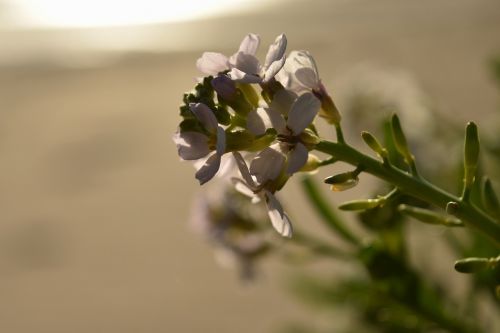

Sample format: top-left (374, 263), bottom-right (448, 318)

top-left (190, 188), bottom-right (270, 280)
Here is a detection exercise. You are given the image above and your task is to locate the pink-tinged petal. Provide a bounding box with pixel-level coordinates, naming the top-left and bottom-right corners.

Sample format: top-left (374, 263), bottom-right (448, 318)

top-left (262, 56), bottom-right (286, 83)
top-left (195, 153), bottom-right (221, 185)
top-left (228, 68), bottom-right (262, 83)
top-left (264, 34), bottom-right (287, 69)
top-left (173, 131), bottom-right (209, 160)
top-left (286, 142), bottom-right (308, 174)
top-left (247, 108), bottom-right (272, 136)
top-left (295, 67), bottom-right (319, 90)
top-left (232, 152), bottom-right (256, 188)
top-left (264, 191), bottom-right (293, 238)
top-left (232, 52), bottom-right (261, 75)
top-left (270, 89), bottom-right (297, 116)
top-left (238, 33), bottom-right (260, 55)
top-left (287, 92), bottom-right (320, 135)
top-left (196, 52), bottom-right (229, 75)
top-left (216, 126), bottom-right (226, 155)
top-left (190, 103), bottom-right (218, 133)
top-left (249, 147), bottom-right (285, 184)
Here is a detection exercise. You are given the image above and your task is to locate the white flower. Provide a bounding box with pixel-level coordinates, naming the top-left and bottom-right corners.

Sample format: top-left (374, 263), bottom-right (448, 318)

top-left (173, 103), bottom-right (226, 185)
top-left (231, 152), bottom-right (293, 238)
top-left (197, 33), bottom-right (287, 84)
top-left (276, 50), bottom-right (321, 92)
top-left (247, 91), bottom-right (320, 174)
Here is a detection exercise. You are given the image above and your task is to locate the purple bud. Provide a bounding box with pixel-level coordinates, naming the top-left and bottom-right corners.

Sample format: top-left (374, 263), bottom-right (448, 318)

top-left (212, 75), bottom-right (237, 101)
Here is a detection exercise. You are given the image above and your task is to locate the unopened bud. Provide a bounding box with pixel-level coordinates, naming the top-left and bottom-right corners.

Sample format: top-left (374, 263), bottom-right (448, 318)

top-left (339, 198), bottom-right (383, 211)
top-left (212, 75), bottom-right (237, 101)
top-left (398, 204), bottom-right (463, 227)
top-left (361, 131), bottom-right (388, 159)
top-left (324, 171), bottom-right (359, 192)
top-left (299, 129), bottom-right (320, 147)
top-left (299, 154), bottom-right (321, 173)
top-left (237, 83), bottom-right (260, 108)
top-left (464, 122), bottom-right (480, 188)
top-left (314, 82), bottom-right (341, 125)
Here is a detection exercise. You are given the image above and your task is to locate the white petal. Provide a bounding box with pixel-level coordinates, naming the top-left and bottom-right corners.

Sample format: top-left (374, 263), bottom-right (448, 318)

top-left (270, 89), bottom-right (297, 116)
top-left (263, 57), bottom-right (286, 83)
top-left (173, 131), bottom-right (209, 160)
top-left (232, 152), bottom-right (256, 188)
top-left (195, 153), bottom-right (221, 185)
top-left (249, 147), bottom-right (285, 184)
top-left (190, 103), bottom-right (218, 133)
top-left (196, 52), bottom-right (229, 75)
top-left (278, 50), bottom-right (319, 92)
top-left (264, 191), bottom-right (292, 238)
top-left (216, 126), bottom-right (226, 155)
top-left (228, 68), bottom-right (262, 84)
top-left (232, 52), bottom-right (261, 75)
top-left (286, 142), bottom-right (308, 174)
top-left (290, 50), bottom-right (319, 76)
top-left (295, 67), bottom-right (320, 90)
top-left (264, 34), bottom-right (287, 69)
top-left (247, 108), bottom-right (271, 136)
top-left (231, 178), bottom-right (260, 202)
top-left (287, 92), bottom-right (320, 135)
top-left (238, 33), bottom-right (260, 55)
top-left (263, 107), bottom-right (286, 134)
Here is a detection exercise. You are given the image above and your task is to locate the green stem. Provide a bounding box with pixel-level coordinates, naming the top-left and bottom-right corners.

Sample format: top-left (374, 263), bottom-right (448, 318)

top-left (301, 176), bottom-right (361, 246)
top-left (292, 229), bottom-right (353, 260)
top-left (315, 140), bottom-right (500, 245)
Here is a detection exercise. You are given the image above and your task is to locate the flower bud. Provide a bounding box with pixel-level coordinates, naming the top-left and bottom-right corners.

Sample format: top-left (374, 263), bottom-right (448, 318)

top-left (212, 75), bottom-right (237, 101)
top-left (463, 121), bottom-right (480, 189)
top-left (324, 171), bottom-right (359, 192)
top-left (237, 83), bottom-right (260, 108)
top-left (454, 257), bottom-right (491, 273)
top-left (339, 198), bottom-right (383, 211)
top-left (361, 131), bottom-right (388, 160)
top-left (299, 128), bottom-right (320, 147)
top-left (398, 204), bottom-right (463, 227)
top-left (299, 154), bottom-right (321, 173)
top-left (314, 82), bottom-right (341, 125)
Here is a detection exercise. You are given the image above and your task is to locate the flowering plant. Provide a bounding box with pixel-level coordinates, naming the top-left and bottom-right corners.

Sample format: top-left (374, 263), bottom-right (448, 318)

top-left (174, 34), bottom-right (500, 332)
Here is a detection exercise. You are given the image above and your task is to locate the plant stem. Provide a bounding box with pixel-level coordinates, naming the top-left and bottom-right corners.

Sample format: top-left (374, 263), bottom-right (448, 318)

top-left (292, 229), bottom-right (353, 260)
top-left (315, 140), bottom-right (500, 245)
top-left (301, 176), bottom-right (361, 246)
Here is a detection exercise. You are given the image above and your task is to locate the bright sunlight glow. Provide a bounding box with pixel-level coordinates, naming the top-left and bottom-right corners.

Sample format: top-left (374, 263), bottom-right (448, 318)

top-left (10, 0), bottom-right (262, 28)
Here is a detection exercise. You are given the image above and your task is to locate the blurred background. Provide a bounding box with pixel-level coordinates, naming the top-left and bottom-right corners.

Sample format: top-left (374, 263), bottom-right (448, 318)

top-left (1, 0), bottom-right (499, 332)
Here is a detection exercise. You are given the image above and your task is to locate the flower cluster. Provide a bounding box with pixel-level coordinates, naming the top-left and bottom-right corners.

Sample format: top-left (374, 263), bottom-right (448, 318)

top-left (174, 33), bottom-right (341, 238)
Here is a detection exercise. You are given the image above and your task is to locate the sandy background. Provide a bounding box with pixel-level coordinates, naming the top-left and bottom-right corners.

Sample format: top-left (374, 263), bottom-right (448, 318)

top-left (0, 0), bottom-right (499, 332)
